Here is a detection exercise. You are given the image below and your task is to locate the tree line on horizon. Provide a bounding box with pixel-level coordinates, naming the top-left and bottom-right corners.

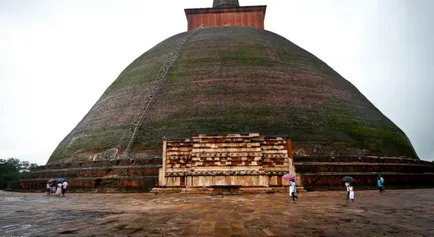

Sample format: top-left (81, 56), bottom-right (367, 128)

top-left (0, 158), bottom-right (38, 189)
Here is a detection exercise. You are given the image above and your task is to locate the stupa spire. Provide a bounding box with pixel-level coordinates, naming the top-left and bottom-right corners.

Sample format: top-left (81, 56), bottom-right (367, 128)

top-left (185, 0), bottom-right (265, 30)
top-left (213, 0), bottom-right (240, 8)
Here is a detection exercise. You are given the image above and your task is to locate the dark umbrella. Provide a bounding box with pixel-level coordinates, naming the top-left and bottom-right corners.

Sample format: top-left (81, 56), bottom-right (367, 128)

top-left (48, 179), bottom-right (57, 183)
top-left (341, 176), bottom-right (356, 183)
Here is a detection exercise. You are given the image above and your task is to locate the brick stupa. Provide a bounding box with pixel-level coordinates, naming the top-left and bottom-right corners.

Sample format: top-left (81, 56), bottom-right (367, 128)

top-left (12, 1), bottom-right (434, 192)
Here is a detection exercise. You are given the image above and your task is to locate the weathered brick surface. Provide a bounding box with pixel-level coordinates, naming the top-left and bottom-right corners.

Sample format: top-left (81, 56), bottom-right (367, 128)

top-left (185, 6), bottom-right (266, 30)
top-left (47, 26), bottom-right (419, 164)
top-left (165, 134), bottom-right (289, 173)
top-left (293, 156), bottom-right (434, 190)
top-left (14, 176), bottom-right (159, 192)
top-left (14, 152), bottom-right (434, 193)
top-left (13, 158), bottom-right (162, 192)
top-left (299, 174), bottom-right (434, 190)
top-left (161, 134), bottom-right (291, 190)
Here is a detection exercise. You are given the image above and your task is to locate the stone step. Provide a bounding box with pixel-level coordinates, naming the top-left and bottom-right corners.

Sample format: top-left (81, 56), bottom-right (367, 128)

top-left (151, 187), bottom-right (185, 194)
top-left (297, 186), bottom-right (306, 192)
top-left (270, 186), bottom-right (306, 193)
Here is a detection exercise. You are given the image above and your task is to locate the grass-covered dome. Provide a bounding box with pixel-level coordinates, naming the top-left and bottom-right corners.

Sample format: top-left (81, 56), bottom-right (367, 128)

top-left (48, 27), bottom-right (418, 164)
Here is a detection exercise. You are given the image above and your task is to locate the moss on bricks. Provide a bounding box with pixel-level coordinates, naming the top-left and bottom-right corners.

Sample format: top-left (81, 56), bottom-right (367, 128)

top-left (48, 27), bottom-right (419, 164)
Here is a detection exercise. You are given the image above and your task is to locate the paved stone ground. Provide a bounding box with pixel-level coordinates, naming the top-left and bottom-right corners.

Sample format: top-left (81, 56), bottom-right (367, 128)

top-left (0, 189), bottom-right (433, 237)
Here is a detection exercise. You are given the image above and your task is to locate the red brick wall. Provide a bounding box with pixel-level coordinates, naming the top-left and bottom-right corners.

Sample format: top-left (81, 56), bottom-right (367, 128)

top-left (13, 158), bottom-right (162, 192)
top-left (293, 156), bottom-right (434, 190)
top-left (185, 6), bottom-right (266, 30)
top-left (187, 11), bottom-right (264, 30)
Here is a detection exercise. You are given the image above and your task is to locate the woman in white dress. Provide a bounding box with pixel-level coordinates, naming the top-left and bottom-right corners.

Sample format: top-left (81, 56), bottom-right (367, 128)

top-left (55, 182), bottom-right (63, 196)
top-left (348, 185), bottom-right (355, 202)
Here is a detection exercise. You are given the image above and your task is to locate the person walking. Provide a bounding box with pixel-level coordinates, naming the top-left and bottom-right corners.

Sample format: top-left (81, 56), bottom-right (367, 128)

top-left (45, 182), bottom-right (50, 195)
top-left (379, 175), bottom-right (385, 191)
top-left (289, 180), bottom-right (298, 202)
top-left (50, 183), bottom-right (56, 195)
top-left (348, 184), bottom-right (355, 202)
top-left (377, 176), bottom-right (385, 193)
top-left (55, 182), bottom-right (63, 197)
top-left (62, 181), bottom-right (68, 197)
top-left (345, 182), bottom-right (350, 200)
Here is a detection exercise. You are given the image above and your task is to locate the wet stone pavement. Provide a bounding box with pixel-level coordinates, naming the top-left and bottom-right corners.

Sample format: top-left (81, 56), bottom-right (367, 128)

top-left (0, 189), bottom-right (433, 237)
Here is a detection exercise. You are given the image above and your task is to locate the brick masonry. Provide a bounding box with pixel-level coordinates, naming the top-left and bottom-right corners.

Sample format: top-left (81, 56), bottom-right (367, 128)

top-left (185, 6), bottom-right (266, 30)
top-left (156, 133), bottom-right (294, 193)
top-left (10, 158), bottom-right (161, 192)
top-left (294, 156), bottom-right (434, 190)
top-left (11, 136), bottom-right (434, 193)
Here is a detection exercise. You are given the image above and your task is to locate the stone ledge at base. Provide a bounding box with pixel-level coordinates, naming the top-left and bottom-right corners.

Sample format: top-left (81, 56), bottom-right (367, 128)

top-left (151, 186), bottom-right (282, 194)
top-left (211, 185), bottom-right (242, 195)
top-left (150, 187), bottom-right (185, 194)
top-left (271, 186), bottom-right (306, 193)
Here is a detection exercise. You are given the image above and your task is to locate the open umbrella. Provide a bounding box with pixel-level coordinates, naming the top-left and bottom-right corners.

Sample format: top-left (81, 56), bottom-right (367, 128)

top-left (58, 178), bottom-right (65, 183)
top-left (48, 179), bottom-right (57, 183)
top-left (341, 176), bottom-right (356, 183)
top-left (282, 174), bottom-right (296, 180)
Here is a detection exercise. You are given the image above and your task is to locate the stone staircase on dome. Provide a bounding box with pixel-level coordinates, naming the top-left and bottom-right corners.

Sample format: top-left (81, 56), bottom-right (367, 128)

top-left (122, 25), bottom-right (204, 158)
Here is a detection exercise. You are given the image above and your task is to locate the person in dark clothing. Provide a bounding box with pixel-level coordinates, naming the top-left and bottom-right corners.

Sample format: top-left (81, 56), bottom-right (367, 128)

top-left (345, 182), bottom-right (350, 200)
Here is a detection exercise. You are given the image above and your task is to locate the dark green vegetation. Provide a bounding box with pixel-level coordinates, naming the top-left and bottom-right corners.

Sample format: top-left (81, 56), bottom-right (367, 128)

top-left (48, 27), bottom-right (418, 164)
top-left (0, 158), bottom-right (38, 189)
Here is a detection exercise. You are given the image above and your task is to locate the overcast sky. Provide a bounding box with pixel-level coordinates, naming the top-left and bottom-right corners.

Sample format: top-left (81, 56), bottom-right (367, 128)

top-left (1, 0), bottom-right (433, 165)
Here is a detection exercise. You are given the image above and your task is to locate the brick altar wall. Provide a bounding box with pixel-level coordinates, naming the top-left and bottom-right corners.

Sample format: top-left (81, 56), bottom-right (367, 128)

top-left (158, 133), bottom-right (291, 192)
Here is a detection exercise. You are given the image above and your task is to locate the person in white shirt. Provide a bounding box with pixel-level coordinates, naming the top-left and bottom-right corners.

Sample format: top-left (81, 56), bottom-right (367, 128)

top-left (348, 185), bottom-right (355, 202)
top-left (62, 181), bottom-right (68, 196)
top-left (289, 180), bottom-right (298, 201)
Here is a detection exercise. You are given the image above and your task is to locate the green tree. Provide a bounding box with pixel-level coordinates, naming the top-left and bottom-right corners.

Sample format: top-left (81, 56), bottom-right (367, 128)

top-left (0, 158), bottom-right (38, 189)
top-left (28, 163), bottom-right (39, 171)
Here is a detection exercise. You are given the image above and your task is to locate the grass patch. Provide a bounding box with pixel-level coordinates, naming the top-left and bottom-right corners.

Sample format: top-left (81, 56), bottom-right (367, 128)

top-left (222, 48), bottom-right (277, 67)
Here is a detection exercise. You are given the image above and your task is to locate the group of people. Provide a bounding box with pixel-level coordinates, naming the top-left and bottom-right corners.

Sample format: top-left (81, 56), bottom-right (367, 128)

top-left (46, 180), bottom-right (68, 197)
top-left (288, 175), bottom-right (386, 203)
top-left (344, 175), bottom-right (385, 202)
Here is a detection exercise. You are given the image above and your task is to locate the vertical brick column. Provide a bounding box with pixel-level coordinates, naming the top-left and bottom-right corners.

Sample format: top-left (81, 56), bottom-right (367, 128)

top-left (159, 137), bottom-right (167, 186)
top-left (286, 138), bottom-right (295, 175)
